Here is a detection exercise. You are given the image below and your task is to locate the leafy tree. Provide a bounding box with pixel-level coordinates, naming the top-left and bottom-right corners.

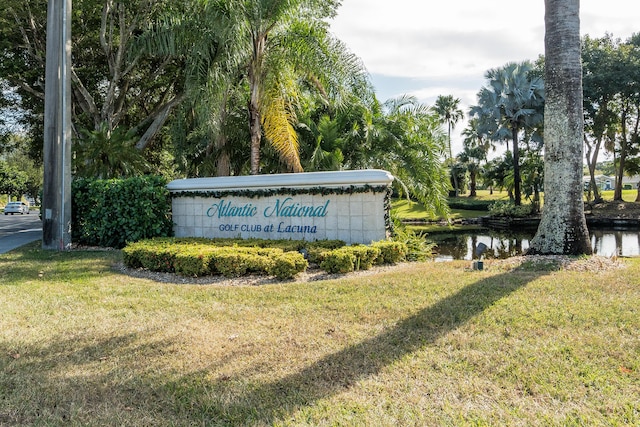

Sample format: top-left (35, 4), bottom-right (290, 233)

top-left (1, 134), bottom-right (42, 200)
top-left (470, 61), bottom-right (545, 205)
top-left (434, 95), bottom-right (464, 195)
top-left (520, 149), bottom-right (544, 213)
top-left (0, 161), bottom-right (28, 199)
top-left (611, 36), bottom-right (640, 200)
top-left (0, 0), bottom-right (185, 160)
top-left (582, 35), bottom-right (620, 203)
top-left (483, 152), bottom-right (514, 198)
top-left (529, 0), bottom-right (591, 255)
top-left (582, 34), bottom-right (640, 202)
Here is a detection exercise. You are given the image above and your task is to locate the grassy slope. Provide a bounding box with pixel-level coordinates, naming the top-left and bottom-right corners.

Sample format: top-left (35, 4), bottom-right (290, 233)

top-left (1, 243), bottom-right (638, 426)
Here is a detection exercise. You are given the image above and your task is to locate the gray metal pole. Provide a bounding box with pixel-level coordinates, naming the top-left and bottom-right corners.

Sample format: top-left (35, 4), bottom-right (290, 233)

top-left (43, 0), bottom-right (72, 250)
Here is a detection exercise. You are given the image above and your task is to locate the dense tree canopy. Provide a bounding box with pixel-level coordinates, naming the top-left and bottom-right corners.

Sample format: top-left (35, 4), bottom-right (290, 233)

top-left (0, 0), bottom-right (184, 166)
top-left (0, 0), bottom-right (454, 216)
top-left (582, 33), bottom-right (640, 201)
top-left (5, 0), bottom-right (635, 225)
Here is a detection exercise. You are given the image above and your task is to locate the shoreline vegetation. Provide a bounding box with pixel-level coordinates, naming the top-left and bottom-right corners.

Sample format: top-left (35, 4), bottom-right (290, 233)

top-left (0, 242), bottom-right (637, 425)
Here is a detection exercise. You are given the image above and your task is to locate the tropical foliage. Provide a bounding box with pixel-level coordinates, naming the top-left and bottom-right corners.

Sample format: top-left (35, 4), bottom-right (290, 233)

top-left (0, 0), bottom-right (185, 160)
top-left (3, 0), bottom-right (637, 225)
top-left (0, 161), bottom-right (28, 199)
top-left (469, 61), bottom-right (545, 205)
top-left (582, 33), bottom-right (640, 201)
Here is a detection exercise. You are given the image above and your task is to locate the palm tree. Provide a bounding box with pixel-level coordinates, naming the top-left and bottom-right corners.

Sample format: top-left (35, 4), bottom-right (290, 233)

top-left (141, 0), bottom-right (363, 176)
top-left (74, 123), bottom-right (150, 179)
top-left (235, 0), bottom-right (362, 174)
top-left (434, 95), bottom-right (464, 195)
top-left (459, 118), bottom-right (491, 197)
top-left (528, 0), bottom-right (591, 255)
top-left (469, 61), bottom-right (544, 205)
top-left (343, 95), bottom-right (450, 217)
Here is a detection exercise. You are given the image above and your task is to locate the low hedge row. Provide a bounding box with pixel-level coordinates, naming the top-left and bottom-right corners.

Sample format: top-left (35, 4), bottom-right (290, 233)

top-left (447, 198), bottom-right (493, 211)
top-left (122, 238), bottom-right (408, 279)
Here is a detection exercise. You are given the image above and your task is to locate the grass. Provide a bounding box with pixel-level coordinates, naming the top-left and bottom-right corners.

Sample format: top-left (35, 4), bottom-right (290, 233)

top-left (1, 242), bottom-right (639, 426)
top-left (393, 189), bottom-right (640, 224)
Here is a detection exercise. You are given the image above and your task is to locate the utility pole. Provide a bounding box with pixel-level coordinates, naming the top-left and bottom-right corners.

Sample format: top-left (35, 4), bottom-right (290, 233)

top-left (43, 0), bottom-right (72, 250)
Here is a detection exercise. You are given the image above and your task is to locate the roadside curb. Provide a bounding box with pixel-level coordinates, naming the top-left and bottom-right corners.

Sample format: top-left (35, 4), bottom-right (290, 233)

top-left (0, 228), bottom-right (41, 254)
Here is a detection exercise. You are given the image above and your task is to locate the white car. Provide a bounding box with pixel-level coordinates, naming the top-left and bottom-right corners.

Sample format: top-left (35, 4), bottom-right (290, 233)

top-left (4, 201), bottom-right (30, 215)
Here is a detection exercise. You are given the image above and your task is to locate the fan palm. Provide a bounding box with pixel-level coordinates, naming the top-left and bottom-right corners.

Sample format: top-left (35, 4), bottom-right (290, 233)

top-left (469, 61), bottom-right (544, 205)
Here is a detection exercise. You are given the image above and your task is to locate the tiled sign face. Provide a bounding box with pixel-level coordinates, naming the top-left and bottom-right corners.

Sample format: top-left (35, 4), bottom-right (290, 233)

top-left (168, 170), bottom-right (393, 244)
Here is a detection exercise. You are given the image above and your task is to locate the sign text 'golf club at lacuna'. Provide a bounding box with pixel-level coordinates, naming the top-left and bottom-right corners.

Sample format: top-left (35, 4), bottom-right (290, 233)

top-left (167, 169), bottom-right (394, 244)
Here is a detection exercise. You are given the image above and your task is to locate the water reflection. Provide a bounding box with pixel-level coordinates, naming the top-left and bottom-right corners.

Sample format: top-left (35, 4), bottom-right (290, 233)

top-left (431, 229), bottom-right (640, 260)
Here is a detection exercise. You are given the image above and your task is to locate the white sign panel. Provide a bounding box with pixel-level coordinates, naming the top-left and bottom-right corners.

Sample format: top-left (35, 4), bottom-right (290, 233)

top-left (168, 170), bottom-right (394, 244)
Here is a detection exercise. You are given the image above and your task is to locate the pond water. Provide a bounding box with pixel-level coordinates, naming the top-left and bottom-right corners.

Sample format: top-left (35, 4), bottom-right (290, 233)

top-left (430, 228), bottom-right (640, 260)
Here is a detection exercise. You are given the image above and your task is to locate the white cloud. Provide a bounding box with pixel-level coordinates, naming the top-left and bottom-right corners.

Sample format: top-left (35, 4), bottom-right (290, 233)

top-left (330, 0), bottom-right (639, 155)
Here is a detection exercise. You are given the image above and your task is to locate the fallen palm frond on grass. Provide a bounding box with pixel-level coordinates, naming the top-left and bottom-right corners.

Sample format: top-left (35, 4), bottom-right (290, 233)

top-left (1, 242), bottom-right (638, 426)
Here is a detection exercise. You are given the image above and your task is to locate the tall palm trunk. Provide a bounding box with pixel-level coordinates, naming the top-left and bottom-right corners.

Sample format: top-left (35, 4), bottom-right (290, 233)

top-left (215, 89), bottom-right (231, 176)
top-left (511, 126), bottom-right (521, 205)
top-left (249, 33), bottom-right (266, 175)
top-left (529, 0), bottom-right (591, 255)
top-left (448, 123), bottom-right (459, 196)
top-left (469, 168), bottom-right (477, 197)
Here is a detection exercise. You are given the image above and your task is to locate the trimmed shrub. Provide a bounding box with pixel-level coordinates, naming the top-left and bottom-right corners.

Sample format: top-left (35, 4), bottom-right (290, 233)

top-left (174, 248), bottom-right (217, 277)
top-left (267, 252), bottom-right (308, 280)
top-left (447, 198), bottom-right (493, 211)
top-left (320, 248), bottom-right (356, 274)
top-left (210, 248), bottom-right (278, 277)
top-left (72, 176), bottom-right (172, 248)
top-left (488, 201), bottom-right (533, 218)
top-left (123, 237), bottom-right (376, 279)
top-left (305, 240), bottom-right (346, 265)
top-left (371, 240), bottom-right (408, 264)
top-left (138, 246), bottom-right (179, 273)
top-left (348, 245), bottom-right (381, 270)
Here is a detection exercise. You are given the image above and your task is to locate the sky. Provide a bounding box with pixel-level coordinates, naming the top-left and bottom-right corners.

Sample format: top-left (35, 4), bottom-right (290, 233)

top-left (329, 0), bottom-right (639, 157)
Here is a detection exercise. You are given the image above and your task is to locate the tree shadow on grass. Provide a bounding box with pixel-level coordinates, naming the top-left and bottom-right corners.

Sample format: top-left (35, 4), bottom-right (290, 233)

top-left (185, 264), bottom-right (551, 425)
top-left (0, 261), bottom-right (551, 425)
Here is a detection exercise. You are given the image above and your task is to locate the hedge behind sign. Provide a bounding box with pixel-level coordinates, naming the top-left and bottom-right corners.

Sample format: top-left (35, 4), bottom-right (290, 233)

top-left (72, 176), bottom-right (173, 248)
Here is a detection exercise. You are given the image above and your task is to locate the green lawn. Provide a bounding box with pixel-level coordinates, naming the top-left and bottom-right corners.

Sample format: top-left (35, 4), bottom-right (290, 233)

top-left (392, 190), bottom-right (509, 222)
top-left (1, 243), bottom-right (638, 426)
top-left (393, 189), bottom-right (640, 223)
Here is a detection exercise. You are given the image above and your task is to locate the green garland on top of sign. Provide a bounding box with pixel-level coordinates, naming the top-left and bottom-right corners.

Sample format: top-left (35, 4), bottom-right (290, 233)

top-left (170, 184), bottom-right (390, 199)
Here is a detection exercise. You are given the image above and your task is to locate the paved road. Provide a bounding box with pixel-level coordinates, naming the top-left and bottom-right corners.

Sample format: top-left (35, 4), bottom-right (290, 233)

top-left (0, 212), bottom-right (42, 254)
